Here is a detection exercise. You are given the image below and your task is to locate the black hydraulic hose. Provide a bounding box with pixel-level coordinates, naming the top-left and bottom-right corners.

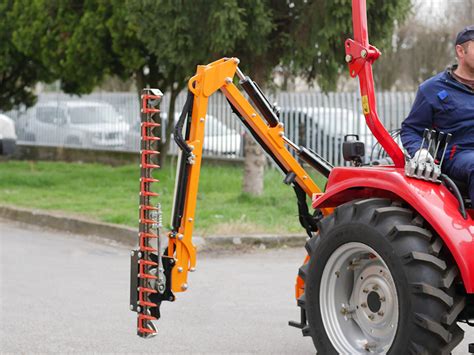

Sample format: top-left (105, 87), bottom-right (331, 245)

top-left (174, 90), bottom-right (194, 156)
top-left (440, 173), bottom-right (468, 220)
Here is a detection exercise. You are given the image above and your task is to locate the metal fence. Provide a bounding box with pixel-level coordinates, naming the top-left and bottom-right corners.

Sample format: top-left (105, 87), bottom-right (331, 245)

top-left (4, 90), bottom-right (416, 166)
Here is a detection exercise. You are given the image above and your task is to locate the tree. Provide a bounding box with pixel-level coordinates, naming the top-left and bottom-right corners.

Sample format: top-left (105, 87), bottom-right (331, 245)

top-left (0, 1), bottom-right (50, 111)
top-left (9, 0), bottom-right (410, 196)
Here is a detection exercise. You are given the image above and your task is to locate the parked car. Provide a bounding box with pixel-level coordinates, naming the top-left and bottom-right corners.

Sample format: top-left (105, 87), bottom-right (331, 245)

top-left (17, 101), bottom-right (129, 149)
top-left (126, 112), bottom-right (242, 156)
top-left (279, 107), bottom-right (374, 165)
top-left (0, 113), bottom-right (17, 155)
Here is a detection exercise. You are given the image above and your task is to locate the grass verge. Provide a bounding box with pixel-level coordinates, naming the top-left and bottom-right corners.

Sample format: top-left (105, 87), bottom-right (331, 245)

top-left (0, 160), bottom-right (326, 235)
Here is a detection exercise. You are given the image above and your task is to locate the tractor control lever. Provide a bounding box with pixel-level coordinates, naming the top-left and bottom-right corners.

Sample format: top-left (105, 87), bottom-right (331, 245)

top-left (405, 129), bottom-right (452, 183)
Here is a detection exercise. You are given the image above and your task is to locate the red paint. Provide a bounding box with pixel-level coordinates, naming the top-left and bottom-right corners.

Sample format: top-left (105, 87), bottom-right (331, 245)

top-left (313, 166), bottom-right (474, 292)
top-left (346, 0), bottom-right (405, 167)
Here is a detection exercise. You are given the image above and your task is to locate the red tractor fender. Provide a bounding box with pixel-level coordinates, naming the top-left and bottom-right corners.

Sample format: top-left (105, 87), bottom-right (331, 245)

top-left (312, 166), bottom-right (474, 292)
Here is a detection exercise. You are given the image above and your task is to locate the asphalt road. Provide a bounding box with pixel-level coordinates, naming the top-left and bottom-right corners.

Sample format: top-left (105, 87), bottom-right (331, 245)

top-left (0, 220), bottom-right (472, 354)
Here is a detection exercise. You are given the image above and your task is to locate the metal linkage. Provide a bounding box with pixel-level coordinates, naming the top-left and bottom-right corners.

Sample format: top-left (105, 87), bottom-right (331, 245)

top-left (135, 88), bottom-right (163, 338)
top-left (404, 129), bottom-right (452, 183)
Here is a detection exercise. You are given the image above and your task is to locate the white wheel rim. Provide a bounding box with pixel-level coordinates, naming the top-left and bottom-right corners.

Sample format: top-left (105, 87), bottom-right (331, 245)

top-left (319, 242), bottom-right (399, 354)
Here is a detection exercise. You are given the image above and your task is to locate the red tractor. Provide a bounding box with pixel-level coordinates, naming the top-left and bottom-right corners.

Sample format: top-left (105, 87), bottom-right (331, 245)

top-left (130, 0), bottom-right (473, 353)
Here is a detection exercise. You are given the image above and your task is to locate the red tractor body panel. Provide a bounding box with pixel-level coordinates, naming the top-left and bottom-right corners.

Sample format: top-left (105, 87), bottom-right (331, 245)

top-left (313, 166), bottom-right (474, 292)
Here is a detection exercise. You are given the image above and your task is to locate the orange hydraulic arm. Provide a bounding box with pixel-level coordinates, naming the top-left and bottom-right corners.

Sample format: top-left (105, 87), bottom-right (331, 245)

top-left (168, 57), bottom-right (332, 291)
top-left (130, 57), bottom-right (332, 337)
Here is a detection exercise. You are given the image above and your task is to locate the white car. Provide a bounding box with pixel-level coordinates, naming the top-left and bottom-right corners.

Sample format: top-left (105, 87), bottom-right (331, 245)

top-left (126, 113), bottom-right (242, 156)
top-left (18, 101), bottom-right (129, 149)
top-left (0, 113), bottom-right (17, 155)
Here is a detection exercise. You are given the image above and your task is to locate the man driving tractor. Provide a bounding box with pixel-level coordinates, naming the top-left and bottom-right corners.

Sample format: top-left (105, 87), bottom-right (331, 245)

top-left (401, 25), bottom-right (474, 202)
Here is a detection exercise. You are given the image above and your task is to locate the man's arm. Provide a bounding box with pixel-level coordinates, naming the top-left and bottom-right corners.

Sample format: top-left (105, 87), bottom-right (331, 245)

top-left (400, 88), bottom-right (434, 157)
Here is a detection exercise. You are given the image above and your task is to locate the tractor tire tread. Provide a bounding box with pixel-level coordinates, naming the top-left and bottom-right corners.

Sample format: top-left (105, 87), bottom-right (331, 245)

top-left (440, 266), bottom-right (459, 289)
top-left (388, 225), bottom-right (433, 242)
top-left (402, 251), bottom-right (447, 271)
top-left (442, 297), bottom-right (466, 326)
top-left (414, 312), bottom-right (452, 343)
top-left (410, 282), bottom-right (453, 307)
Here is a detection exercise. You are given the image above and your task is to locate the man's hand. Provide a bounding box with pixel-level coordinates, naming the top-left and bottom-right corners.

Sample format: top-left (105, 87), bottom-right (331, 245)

top-left (413, 148), bottom-right (434, 163)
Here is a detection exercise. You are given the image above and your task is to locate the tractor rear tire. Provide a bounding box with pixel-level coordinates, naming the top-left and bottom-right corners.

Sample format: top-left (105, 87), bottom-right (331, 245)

top-left (299, 198), bottom-right (465, 354)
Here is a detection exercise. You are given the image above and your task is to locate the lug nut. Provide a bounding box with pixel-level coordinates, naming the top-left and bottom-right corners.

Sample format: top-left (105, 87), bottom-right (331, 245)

top-left (361, 302), bottom-right (367, 308)
top-left (363, 288), bottom-right (369, 293)
top-left (379, 296), bottom-right (386, 302)
top-left (378, 311), bottom-right (384, 316)
top-left (345, 54), bottom-right (353, 63)
top-left (372, 285), bottom-right (379, 291)
top-left (368, 314), bottom-right (375, 320)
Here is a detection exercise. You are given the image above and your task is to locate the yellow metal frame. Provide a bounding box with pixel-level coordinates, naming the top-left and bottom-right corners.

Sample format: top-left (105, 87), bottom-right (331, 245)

top-left (168, 58), bottom-right (327, 293)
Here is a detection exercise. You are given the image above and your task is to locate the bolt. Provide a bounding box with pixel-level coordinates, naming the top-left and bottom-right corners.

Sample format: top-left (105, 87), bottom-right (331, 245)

top-left (361, 302), bottom-right (367, 308)
top-left (169, 296), bottom-right (174, 301)
top-left (302, 175), bottom-right (307, 180)
top-left (278, 132), bottom-right (284, 137)
top-left (131, 251), bottom-right (135, 256)
top-left (188, 145), bottom-right (195, 151)
top-left (178, 234), bottom-right (184, 240)
top-left (340, 306), bottom-right (355, 315)
top-left (364, 342), bottom-right (377, 350)
top-left (361, 49), bottom-right (367, 58)
top-left (345, 54), bottom-right (353, 63)
top-left (225, 77), bottom-right (232, 84)
top-left (190, 267), bottom-right (196, 272)
top-left (335, 271), bottom-right (340, 278)
top-left (378, 311), bottom-right (384, 316)
top-left (137, 306), bottom-right (142, 312)
top-left (130, 304), bottom-right (134, 310)
top-left (379, 296), bottom-right (386, 302)
top-left (351, 70), bottom-right (356, 76)
top-left (363, 288), bottom-right (369, 293)
top-left (368, 314), bottom-right (375, 320)
top-left (181, 283), bottom-right (188, 291)
top-left (277, 122), bottom-right (284, 128)
top-left (251, 113), bottom-right (256, 118)
top-left (188, 218), bottom-right (193, 222)
top-left (177, 267), bottom-right (183, 273)
top-left (200, 117), bottom-right (205, 122)
top-left (233, 58), bottom-right (240, 64)
top-left (138, 252), bottom-right (143, 258)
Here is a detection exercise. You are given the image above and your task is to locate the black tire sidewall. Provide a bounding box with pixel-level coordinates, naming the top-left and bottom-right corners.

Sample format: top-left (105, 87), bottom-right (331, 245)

top-left (306, 223), bottom-right (414, 354)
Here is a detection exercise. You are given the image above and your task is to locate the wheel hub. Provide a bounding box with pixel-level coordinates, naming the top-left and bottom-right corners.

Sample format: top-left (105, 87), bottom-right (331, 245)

top-left (319, 242), bottom-right (399, 354)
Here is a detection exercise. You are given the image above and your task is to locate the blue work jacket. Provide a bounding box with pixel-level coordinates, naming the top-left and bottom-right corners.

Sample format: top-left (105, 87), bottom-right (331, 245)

top-left (400, 67), bottom-right (474, 160)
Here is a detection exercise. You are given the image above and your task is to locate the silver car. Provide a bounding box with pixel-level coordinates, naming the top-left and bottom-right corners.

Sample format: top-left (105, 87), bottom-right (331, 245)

top-left (18, 101), bottom-right (129, 149)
